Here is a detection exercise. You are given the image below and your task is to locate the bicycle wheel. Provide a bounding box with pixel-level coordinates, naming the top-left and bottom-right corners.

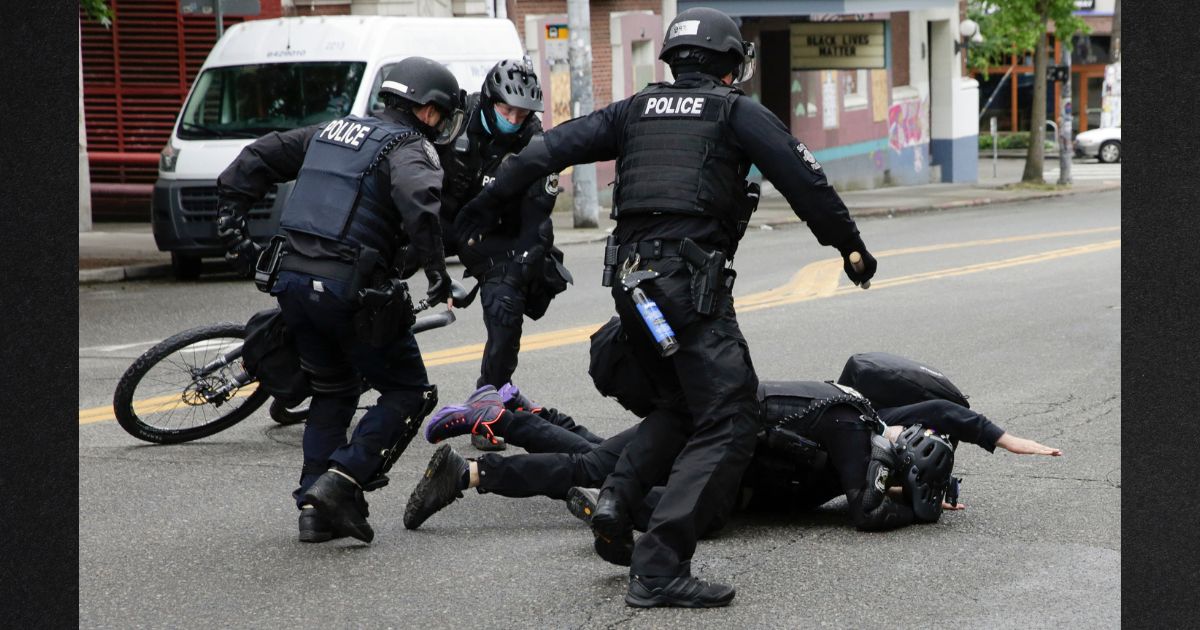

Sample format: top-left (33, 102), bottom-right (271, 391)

top-left (112, 323), bottom-right (270, 444)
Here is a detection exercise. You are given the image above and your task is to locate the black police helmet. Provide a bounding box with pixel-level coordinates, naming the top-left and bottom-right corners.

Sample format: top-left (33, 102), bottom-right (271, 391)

top-left (379, 57), bottom-right (466, 143)
top-left (892, 424), bottom-right (956, 523)
top-left (659, 8), bottom-right (756, 82)
top-left (481, 58), bottom-right (545, 113)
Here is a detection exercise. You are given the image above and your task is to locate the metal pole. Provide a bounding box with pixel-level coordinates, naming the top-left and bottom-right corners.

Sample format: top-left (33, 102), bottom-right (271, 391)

top-left (79, 22), bottom-right (93, 232)
top-left (566, 0), bottom-right (599, 228)
top-left (991, 116), bottom-right (998, 179)
top-left (978, 65), bottom-right (1014, 120)
top-left (1058, 42), bottom-right (1072, 185)
top-left (215, 0), bottom-right (224, 38)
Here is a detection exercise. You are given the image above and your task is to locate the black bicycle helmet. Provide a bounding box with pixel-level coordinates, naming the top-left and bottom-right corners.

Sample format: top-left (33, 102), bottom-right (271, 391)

top-left (659, 7), bottom-right (756, 83)
top-left (892, 424), bottom-right (956, 523)
top-left (379, 56), bottom-right (465, 143)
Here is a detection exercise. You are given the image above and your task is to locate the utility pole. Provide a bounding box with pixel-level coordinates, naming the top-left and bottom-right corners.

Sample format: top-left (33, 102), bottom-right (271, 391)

top-left (1111, 0), bottom-right (1120, 63)
top-left (79, 22), bottom-right (93, 232)
top-left (566, 0), bottom-right (599, 228)
top-left (215, 0), bottom-right (224, 38)
top-left (1057, 40), bottom-right (1072, 185)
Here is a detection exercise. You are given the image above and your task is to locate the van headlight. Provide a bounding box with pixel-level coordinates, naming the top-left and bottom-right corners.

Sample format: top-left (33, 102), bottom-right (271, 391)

top-left (159, 144), bottom-right (180, 172)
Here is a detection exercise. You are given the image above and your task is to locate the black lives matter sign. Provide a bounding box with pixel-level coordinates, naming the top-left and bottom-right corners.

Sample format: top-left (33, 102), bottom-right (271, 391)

top-left (790, 22), bottom-right (887, 70)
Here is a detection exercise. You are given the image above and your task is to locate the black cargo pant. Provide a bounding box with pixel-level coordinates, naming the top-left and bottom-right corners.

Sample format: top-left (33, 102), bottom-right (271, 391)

top-left (603, 255), bottom-right (762, 578)
top-left (477, 273), bottom-right (526, 389)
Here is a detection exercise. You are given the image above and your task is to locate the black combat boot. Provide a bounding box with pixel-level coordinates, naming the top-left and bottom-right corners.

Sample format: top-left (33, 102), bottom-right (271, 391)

top-left (302, 469), bottom-right (374, 543)
top-left (625, 574), bottom-right (737, 608)
top-left (588, 488), bottom-right (634, 566)
top-left (298, 504), bottom-right (346, 543)
top-left (403, 443), bottom-right (468, 530)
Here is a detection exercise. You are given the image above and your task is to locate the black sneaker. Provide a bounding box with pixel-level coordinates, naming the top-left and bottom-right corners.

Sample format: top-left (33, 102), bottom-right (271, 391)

top-left (298, 505), bottom-right (344, 543)
top-left (566, 486), bottom-right (600, 524)
top-left (625, 575), bottom-right (737, 608)
top-left (403, 443), bottom-right (467, 530)
top-left (302, 470), bottom-right (374, 543)
top-left (589, 489), bottom-right (633, 567)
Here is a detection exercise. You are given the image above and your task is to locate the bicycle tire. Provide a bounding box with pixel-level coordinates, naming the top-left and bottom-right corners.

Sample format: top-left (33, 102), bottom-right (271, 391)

top-left (112, 323), bottom-right (270, 444)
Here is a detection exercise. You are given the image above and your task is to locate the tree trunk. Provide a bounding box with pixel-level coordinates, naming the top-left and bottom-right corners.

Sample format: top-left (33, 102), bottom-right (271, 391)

top-left (1022, 14), bottom-right (1050, 183)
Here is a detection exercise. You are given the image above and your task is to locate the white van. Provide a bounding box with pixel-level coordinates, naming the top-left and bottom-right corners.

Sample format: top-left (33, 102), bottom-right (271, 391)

top-left (153, 16), bottom-right (524, 279)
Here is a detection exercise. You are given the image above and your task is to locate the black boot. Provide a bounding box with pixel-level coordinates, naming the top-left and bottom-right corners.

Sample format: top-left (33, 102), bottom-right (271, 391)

top-left (625, 574), bottom-right (737, 608)
top-left (566, 486), bottom-right (600, 524)
top-left (589, 489), bottom-right (634, 567)
top-left (403, 443), bottom-right (468, 530)
top-left (302, 469), bottom-right (374, 543)
top-left (297, 505), bottom-right (345, 543)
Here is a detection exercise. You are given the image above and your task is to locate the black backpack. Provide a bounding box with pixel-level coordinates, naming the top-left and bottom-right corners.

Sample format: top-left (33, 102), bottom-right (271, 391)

top-left (836, 352), bottom-right (969, 410)
top-left (240, 308), bottom-right (311, 408)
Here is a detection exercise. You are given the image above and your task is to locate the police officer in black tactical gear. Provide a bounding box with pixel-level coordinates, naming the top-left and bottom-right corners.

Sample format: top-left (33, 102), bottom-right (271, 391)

top-left (440, 59), bottom-right (568, 397)
top-left (215, 56), bottom-right (465, 544)
top-left (455, 7), bottom-right (877, 607)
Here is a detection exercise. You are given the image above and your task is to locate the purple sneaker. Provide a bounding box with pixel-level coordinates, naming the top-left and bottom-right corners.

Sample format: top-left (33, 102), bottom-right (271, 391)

top-left (425, 385), bottom-right (507, 445)
top-left (498, 382), bottom-right (541, 412)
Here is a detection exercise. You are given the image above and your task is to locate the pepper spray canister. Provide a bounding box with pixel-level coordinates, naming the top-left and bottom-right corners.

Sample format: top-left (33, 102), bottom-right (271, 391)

top-left (631, 286), bottom-right (679, 357)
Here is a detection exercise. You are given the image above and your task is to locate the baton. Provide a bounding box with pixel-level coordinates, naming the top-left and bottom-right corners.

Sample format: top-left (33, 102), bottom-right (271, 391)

top-left (849, 252), bottom-right (871, 290)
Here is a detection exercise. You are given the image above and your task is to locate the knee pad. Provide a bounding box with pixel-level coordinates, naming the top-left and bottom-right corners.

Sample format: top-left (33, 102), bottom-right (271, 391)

top-left (300, 358), bottom-right (360, 397)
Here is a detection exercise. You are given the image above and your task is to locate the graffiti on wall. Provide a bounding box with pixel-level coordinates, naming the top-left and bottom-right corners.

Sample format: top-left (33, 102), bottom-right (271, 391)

top-left (887, 98), bottom-right (929, 152)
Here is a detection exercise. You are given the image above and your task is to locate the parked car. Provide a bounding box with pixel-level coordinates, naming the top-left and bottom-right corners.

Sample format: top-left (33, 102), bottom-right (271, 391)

top-left (153, 16), bottom-right (525, 280)
top-left (1074, 126), bottom-right (1121, 164)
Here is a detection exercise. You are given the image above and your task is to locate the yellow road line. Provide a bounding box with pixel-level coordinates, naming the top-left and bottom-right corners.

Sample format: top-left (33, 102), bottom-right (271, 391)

top-left (81, 227), bottom-right (1119, 426)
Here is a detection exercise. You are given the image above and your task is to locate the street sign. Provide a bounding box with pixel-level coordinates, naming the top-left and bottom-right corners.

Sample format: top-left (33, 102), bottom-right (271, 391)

top-left (1048, 65), bottom-right (1069, 82)
top-left (180, 0), bottom-right (261, 16)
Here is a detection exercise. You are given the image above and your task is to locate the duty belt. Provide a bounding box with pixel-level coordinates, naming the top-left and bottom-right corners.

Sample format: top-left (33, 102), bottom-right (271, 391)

top-left (278, 253), bottom-right (359, 284)
top-left (616, 239), bottom-right (687, 261)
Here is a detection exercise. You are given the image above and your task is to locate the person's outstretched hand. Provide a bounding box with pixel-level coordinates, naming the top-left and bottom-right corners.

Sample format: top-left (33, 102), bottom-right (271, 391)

top-left (996, 433), bottom-right (1063, 456)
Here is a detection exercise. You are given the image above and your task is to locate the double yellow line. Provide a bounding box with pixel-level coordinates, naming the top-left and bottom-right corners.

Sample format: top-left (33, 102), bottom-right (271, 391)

top-left (80, 227), bottom-right (1118, 426)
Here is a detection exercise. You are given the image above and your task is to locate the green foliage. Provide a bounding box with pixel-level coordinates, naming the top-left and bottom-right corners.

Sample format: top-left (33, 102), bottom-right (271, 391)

top-left (967, 0), bottom-right (1091, 76)
top-left (978, 132), bottom-right (1057, 150)
top-left (81, 0), bottom-right (113, 29)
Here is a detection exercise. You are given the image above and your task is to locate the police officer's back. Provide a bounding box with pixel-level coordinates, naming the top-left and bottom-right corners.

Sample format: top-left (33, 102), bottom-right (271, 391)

top-left (215, 57), bottom-right (464, 544)
top-left (456, 8), bottom-right (878, 608)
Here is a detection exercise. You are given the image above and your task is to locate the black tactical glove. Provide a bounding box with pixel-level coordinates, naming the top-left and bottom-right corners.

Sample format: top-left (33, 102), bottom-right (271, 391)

top-left (837, 234), bottom-right (877, 287)
top-left (424, 266), bottom-right (452, 306)
top-left (455, 190), bottom-right (500, 248)
top-left (215, 203), bottom-right (249, 250)
top-left (225, 239), bottom-right (260, 277)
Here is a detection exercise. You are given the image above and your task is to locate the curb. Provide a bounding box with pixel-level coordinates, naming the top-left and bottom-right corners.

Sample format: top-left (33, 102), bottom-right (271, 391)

top-left (80, 263), bottom-right (173, 285)
top-left (757, 182), bottom-right (1120, 229)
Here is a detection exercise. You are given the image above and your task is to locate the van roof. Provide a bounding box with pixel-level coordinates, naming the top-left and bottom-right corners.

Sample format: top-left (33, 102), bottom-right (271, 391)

top-left (205, 16), bottom-right (522, 68)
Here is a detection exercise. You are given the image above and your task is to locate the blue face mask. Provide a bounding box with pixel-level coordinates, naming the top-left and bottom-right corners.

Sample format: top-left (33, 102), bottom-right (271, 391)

top-left (486, 105), bottom-right (523, 135)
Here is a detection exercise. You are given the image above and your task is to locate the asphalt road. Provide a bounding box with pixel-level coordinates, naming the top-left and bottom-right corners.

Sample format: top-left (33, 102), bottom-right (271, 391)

top-left (79, 190), bottom-right (1120, 629)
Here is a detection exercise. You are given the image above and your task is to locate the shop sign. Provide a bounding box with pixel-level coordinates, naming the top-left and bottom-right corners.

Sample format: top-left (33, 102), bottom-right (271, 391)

top-left (791, 22), bottom-right (886, 70)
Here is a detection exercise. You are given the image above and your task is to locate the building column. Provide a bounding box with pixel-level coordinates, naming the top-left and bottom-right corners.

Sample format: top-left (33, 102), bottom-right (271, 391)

top-left (928, 16), bottom-right (978, 183)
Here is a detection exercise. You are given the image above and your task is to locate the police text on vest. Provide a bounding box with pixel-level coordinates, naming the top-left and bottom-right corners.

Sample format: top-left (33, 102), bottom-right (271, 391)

top-left (643, 96), bottom-right (706, 116)
top-left (319, 119), bottom-right (373, 148)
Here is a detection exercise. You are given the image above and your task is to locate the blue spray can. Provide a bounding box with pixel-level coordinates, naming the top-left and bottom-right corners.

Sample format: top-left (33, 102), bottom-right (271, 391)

top-left (631, 286), bottom-right (679, 357)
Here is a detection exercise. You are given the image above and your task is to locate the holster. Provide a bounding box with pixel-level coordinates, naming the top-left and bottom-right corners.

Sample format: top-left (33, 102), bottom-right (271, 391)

top-left (679, 237), bottom-right (733, 316)
top-left (253, 234), bottom-right (287, 293)
top-left (763, 426), bottom-right (828, 471)
top-left (601, 234), bottom-right (620, 287)
top-left (734, 181), bottom-right (762, 240)
top-left (353, 278), bottom-right (416, 347)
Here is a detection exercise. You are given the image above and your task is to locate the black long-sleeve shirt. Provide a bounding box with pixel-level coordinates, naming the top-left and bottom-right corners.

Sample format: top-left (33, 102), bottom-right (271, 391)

top-left (459, 72), bottom-right (861, 256)
top-left (216, 108), bottom-right (447, 271)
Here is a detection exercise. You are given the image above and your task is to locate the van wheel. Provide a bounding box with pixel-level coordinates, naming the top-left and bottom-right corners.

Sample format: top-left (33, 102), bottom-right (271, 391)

top-left (171, 252), bottom-right (203, 280)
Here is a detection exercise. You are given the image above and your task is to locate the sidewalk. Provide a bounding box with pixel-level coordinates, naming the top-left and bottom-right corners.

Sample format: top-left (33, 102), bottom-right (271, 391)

top-left (80, 161), bottom-right (1118, 284)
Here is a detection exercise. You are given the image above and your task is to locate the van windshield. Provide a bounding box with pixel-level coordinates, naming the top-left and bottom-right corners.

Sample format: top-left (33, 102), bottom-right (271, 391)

top-left (178, 62), bottom-right (367, 140)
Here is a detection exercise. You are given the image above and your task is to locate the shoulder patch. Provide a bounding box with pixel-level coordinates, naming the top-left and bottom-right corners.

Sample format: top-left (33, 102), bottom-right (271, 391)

top-left (545, 172), bottom-right (560, 196)
top-left (422, 139), bottom-right (441, 169)
top-left (795, 143), bottom-right (822, 172)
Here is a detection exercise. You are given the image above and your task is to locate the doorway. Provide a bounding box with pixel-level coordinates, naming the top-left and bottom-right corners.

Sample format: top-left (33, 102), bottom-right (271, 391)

top-left (759, 30), bottom-right (792, 126)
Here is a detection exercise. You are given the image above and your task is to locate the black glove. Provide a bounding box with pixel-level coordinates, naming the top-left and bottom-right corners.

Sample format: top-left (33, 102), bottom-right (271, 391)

top-left (424, 266), bottom-right (452, 306)
top-left (455, 190), bottom-right (499, 248)
top-left (837, 234), bottom-right (877, 286)
top-left (215, 204), bottom-right (249, 250)
top-left (225, 239), bottom-right (260, 277)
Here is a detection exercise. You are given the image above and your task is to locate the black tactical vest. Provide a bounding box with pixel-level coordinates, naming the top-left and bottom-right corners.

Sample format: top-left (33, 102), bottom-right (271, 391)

top-left (613, 80), bottom-right (750, 222)
top-left (758, 380), bottom-right (880, 438)
top-left (281, 115), bottom-right (420, 263)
